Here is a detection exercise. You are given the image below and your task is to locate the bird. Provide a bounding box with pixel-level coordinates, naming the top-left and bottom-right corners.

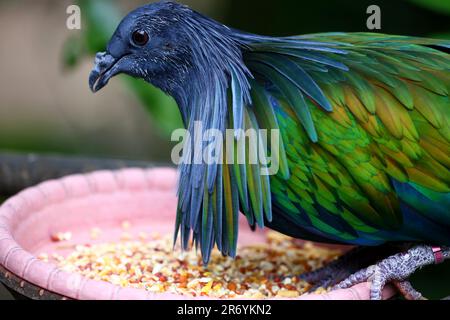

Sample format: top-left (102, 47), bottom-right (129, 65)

top-left (89, 1), bottom-right (450, 300)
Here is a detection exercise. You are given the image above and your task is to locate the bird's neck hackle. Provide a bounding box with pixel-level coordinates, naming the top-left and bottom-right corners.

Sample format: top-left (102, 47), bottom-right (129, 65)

top-left (172, 11), bottom-right (255, 261)
top-left (170, 12), bottom-right (252, 132)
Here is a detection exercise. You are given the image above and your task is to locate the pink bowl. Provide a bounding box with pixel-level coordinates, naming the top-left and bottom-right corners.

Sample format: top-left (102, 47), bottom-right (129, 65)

top-left (0, 168), bottom-right (395, 300)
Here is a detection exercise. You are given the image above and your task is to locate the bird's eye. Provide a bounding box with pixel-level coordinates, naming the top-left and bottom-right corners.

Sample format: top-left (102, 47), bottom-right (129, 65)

top-left (132, 30), bottom-right (149, 46)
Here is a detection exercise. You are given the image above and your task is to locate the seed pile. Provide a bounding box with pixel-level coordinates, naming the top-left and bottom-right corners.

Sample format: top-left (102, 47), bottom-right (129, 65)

top-left (40, 228), bottom-right (341, 299)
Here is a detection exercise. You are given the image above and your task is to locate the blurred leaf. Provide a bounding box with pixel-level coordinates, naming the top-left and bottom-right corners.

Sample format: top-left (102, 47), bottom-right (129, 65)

top-left (125, 78), bottom-right (183, 135)
top-left (79, 0), bottom-right (122, 53)
top-left (408, 0), bottom-right (450, 15)
top-left (62, 35), bottom-right (85, 69)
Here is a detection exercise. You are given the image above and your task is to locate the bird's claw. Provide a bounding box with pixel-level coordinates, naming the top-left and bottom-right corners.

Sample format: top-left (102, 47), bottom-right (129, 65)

top-left (333, 265), bottom-right (390, 300)
top-left (392, 280), bottom-right (426, 300)
top-left (332, 245), bottom-right (436, 300)
top-left (300, 245), bottom-right (397, 293)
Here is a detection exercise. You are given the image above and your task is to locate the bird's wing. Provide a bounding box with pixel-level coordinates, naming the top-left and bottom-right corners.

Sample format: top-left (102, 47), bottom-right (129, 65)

top-left (237, 33), bottom-right (450, 244)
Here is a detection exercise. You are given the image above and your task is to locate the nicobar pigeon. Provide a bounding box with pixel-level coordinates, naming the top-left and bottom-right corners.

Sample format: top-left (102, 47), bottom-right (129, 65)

top-left (89, 1), bottom-right (450, 300)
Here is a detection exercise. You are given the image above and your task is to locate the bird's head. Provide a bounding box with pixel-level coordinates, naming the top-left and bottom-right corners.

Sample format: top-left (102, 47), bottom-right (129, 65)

top-left (89, 1), bottom-right (249, 108)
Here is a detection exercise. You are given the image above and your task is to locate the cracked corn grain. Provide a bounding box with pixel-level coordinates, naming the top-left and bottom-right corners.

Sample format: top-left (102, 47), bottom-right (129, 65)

top-left (46, 231), bottom-right (341, 299)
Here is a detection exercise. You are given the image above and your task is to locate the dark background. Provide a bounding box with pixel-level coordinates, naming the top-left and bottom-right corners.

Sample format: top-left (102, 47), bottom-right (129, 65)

top-left (0, 0), bottom-right (449, 300)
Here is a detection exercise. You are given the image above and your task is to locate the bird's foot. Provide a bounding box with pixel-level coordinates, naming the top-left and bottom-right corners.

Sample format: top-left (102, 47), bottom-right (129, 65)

top-left (333, 245), bottom-right (449, 300)
top-left (301, 245), bottom-right (398, 292)
top-left (392, 280), bottom-right (425, 300)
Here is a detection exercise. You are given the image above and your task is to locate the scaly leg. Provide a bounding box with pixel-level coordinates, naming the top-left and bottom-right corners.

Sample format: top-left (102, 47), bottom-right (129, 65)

top-left (393, 280), bottom-right (426, 300)
top-left (333, 245), bottom-right (449, 300)
top-left (301, 244), bottom-right (399, 291)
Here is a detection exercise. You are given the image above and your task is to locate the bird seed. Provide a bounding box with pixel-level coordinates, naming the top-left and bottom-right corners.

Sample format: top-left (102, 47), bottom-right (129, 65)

top-left (41, 230), bottom-right (341, 299)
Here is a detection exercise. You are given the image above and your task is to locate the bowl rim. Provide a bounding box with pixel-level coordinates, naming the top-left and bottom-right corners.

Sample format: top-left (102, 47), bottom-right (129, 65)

top-left (0, 167), bottom-right (198, 300)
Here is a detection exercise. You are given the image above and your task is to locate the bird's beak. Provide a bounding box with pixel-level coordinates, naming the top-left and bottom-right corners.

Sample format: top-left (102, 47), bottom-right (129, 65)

top-left (89, 52), bottom-right (120, 93)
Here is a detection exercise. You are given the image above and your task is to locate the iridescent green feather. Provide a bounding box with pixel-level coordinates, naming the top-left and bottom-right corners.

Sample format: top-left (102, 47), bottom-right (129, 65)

top-left (177, 32), bottom-right (450, 262)
top-left (238, 33), bottom-right (450, 246)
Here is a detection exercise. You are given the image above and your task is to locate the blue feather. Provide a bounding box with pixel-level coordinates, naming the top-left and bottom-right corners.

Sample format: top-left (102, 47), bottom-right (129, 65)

top-left (248, 53), bottom-right (333, 112)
